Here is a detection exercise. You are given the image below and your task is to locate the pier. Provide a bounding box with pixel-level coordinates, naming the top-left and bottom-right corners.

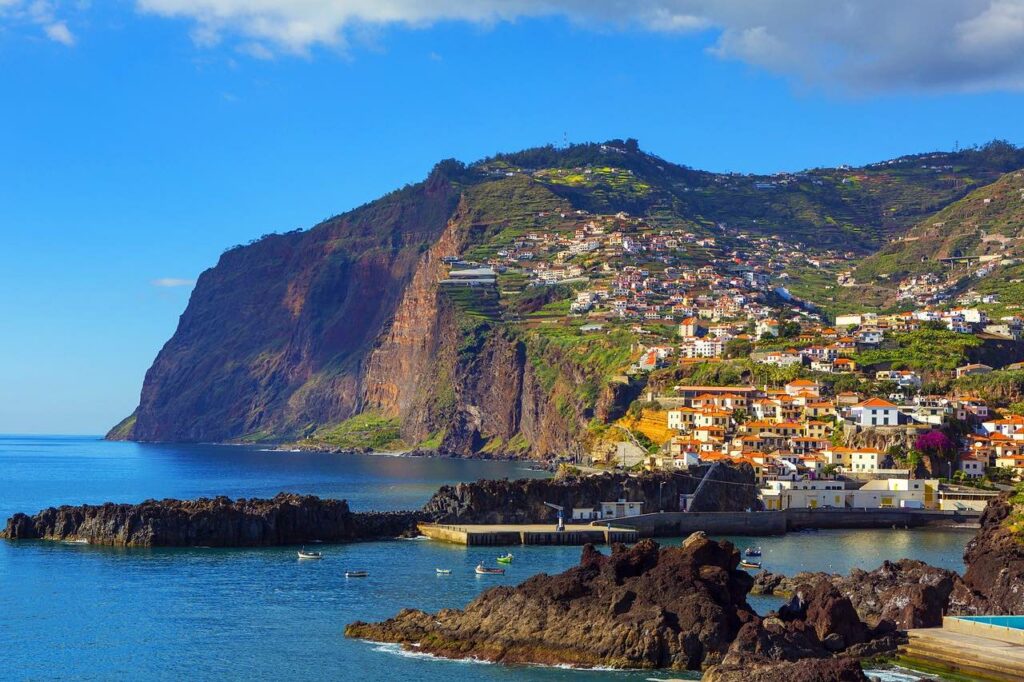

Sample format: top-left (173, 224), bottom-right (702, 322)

top-left (901, 617), bottom-right (1024, 681)
top-left (418, 523), bottom-right (639, 546)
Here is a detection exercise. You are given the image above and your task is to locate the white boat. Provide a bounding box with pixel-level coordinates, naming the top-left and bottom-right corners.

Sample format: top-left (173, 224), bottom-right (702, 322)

top-left (475, 564), bottom-right (505, 575)
top-left (345, 570), bottom-right (369, 578)
top-left (297, 548), bottom-right (323, 560)
top-left (435, 568), bottom-right (452, 575)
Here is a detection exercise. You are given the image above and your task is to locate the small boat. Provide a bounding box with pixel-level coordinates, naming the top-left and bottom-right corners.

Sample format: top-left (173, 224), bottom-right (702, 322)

top-left (496, 553), bottom-right (514, 564)
top-left (297, 548), bottom-right (323, 560)
top-left (739, 560), bottom-right (762, 570)
top-left (475, 564), bottom-right (505, 575)
top-left (62, 538), bottom-right (90, 545)
top-left (744, 547), bottom-right (762, 557)
top-left (345, 570), bottom-right (369, 578)
top-left (435, 568), bottom-right (452, 575)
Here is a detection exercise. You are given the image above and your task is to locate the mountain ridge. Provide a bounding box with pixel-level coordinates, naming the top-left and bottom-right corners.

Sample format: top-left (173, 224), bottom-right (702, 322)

top-left (108, 138), bottom-right (1024, 456)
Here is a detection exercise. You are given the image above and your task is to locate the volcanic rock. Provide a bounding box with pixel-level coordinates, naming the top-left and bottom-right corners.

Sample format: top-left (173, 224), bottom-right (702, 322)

top-left (0, 493), bottom-right (421, 547)
top-left (346, 536), bottom-right (758, 670)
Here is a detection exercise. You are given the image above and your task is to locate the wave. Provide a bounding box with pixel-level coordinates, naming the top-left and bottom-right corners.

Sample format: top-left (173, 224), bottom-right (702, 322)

top-left (365, 641), bottom-right (686, 675)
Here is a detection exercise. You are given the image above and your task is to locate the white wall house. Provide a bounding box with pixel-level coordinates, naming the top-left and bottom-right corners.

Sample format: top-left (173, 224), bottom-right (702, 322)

top-left (852, 398), bottom-right (901, 427)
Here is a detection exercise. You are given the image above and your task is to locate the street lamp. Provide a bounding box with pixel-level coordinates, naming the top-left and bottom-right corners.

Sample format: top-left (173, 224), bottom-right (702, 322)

top-left (659, 481), bottom-right (666, 512)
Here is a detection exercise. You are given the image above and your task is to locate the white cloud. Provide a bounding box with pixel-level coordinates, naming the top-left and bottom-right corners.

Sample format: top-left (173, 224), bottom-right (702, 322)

top-left (151, 277), bottom-right (196, 288)
top-left (3, 1), bottom-right (1024, 92)
top-left (0, 0), bottom-right (76, 46)
top-left (127, 0), bottom-right (1024, 93)
top-left (44, 20), bottom-right (74, 45)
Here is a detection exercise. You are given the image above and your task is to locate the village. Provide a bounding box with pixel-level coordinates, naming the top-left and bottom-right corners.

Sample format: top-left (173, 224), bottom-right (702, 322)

top-left (441, 190), bottom-right (1024, 518)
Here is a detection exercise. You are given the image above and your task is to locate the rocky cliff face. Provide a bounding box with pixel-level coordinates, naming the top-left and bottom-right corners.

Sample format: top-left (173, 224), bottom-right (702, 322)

top-left (961, 493), bottom-right (1024, 613)
top-left (0, 494), bottom-right (421, 547)
top-left (114, 169), bottom-right (462, 443)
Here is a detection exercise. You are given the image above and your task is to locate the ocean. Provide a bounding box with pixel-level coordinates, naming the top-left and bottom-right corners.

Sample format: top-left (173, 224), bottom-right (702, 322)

top-left (0, 436), bottom-right (971, 681)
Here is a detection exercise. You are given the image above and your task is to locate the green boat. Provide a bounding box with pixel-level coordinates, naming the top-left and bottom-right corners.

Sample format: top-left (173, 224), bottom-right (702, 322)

top-left (496, 553), bottom-right (514, 564)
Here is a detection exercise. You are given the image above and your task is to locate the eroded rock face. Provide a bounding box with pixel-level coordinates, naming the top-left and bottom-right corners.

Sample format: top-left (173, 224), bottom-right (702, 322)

top-left (347, 536), bottom-right (758, 670)
top-left (961, 494), bottom-right (1024, 614)
top-left (1, 494), bottom-right (421, 547)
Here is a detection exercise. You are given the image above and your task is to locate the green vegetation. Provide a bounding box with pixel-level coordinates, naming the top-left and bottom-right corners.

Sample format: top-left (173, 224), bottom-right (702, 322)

top-left (852, 329), bottom-right (982, 372)
top-left (309, 413), bottom-right (404, 451)
top-left (105, 412), bottom-right (136, 440)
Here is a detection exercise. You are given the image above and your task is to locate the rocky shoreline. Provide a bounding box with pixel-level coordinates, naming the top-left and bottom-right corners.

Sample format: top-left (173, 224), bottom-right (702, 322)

top-left (346, 533), bottom-right (899, 679)
top-left (0, 493), bottom-right (422, 547)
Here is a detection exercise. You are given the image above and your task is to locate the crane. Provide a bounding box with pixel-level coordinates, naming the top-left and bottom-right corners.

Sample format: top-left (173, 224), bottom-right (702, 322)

top-left (544, 502), bottom-right (565, 532)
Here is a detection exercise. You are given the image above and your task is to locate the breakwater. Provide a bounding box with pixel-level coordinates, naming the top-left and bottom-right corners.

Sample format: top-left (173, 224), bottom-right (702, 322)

top-left (608, 508), bottom-right (981, 537)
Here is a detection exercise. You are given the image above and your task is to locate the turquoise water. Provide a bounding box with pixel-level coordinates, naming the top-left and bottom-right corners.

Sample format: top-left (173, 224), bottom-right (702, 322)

top-left (955, 616), bottom-right (1024, 629)
top-left (0, 436), bottom-right (972, 681)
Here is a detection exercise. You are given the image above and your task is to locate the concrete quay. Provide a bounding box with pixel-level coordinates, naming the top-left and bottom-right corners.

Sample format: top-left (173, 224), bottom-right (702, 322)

top-left (418, 523), bottom-right (639, 546)
top-left (608, 507), bottom-right (981, 537)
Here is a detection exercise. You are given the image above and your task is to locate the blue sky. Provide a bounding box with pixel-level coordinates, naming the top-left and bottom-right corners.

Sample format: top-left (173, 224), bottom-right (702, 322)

top-left (3, 1), bottom-right (1024, 434)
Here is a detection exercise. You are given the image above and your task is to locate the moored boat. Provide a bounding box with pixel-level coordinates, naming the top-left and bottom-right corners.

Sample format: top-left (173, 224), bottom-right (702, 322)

top-left (297, 548), bottom-right (323, 560)
top-left (475, 564), bottom-right (505, 575)
top-left (496, 553), bottom-right (514, 564)
top-left (739, 560), bottom-right (761, 570)
top-left (345, 570), bottom-right (369, 578)
top-left (744, 546), bottom-right (762, 557)
top-left (435, 568), bottom-right (452, 575)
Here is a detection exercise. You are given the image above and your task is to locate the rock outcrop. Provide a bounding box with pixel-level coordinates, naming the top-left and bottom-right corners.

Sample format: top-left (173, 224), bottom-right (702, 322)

top-left (346, 534), bottom-right (887, 673)
top-left (960, 493), bottom-right (1024, 613)
top-left (752, 559), bottom-right (967, 630)
top-left (0, 493), bottom-right (421, 547)
top-left (422, 466), bottom-right (757, 524)
top-left (347, 536), bottom-right (759, 670)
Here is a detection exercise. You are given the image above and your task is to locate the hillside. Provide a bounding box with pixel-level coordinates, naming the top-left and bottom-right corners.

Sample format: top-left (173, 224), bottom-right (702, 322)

top-left (108, 139), bottom-right (1024, 456)
top-left (833, 166), bottom-right (1024, 311)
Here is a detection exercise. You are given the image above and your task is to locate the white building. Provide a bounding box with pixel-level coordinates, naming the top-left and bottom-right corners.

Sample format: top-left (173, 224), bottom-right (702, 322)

top-left (852, 398), bottom-right (901, 427)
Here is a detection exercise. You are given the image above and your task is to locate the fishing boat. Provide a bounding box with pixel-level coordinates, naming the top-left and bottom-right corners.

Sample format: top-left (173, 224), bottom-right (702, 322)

top-left (496, 553), bottom-right (514, 564)
top-left (739, 560), bottom-right (762, 570)
top-left (475, 564), bottom-right (505, 575)
top-left (297, 548), bottom-right (323, 560)
top-left (345, 570), bottom-right (369, 578)
top-left (744, 547), bottom-right (762, 557)
top-left (435, 568), bottom-right (452, 575)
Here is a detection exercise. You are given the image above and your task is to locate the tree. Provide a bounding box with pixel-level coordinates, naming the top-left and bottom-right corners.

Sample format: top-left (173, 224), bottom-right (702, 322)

top-left (822, 463), bottom-right (839, 478)
top-left (915, 430), bottom-right (955, 458)
top-left (724, 338), bottom-right (753, 359)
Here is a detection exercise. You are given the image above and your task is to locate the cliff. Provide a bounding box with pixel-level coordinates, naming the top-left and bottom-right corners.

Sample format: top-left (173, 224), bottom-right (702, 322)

top-left (0, 493), bottom-right (421, 547)
top-left (345, 534), bottom-right (890, 675)
top-left (422, 466), bottom-right (758, 524)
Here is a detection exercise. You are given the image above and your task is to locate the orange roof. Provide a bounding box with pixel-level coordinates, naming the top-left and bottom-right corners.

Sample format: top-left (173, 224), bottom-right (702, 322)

top-left (856, 397), bottom-right (899, 408)
top-left (787, 379), bottom-right (818, 387)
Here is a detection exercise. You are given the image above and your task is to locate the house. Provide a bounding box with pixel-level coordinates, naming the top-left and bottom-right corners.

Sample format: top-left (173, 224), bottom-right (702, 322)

top-left (785, 379), bottom-right (821, 398)
top-left (852, 398), bottom-right (901, 427)
top-left (956, 364), bottom-right (993, 378)
top-left (959, 456), bottom-right (985, 479)
top-left (760, 479), bottom-right (847, 510)
top-left (848, 448), bottom-right (885, 472)
top-left (756, 319), bottom-right (780, 337)
top-left (599, 500), bottom-right (645, 519)
top-left (678, 317), bottom-right (705, 338)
